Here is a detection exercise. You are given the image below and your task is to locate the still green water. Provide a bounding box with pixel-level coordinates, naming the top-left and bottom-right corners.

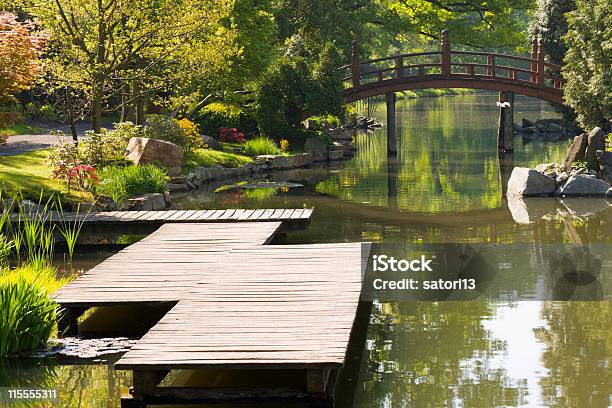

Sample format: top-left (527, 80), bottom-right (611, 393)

top-left (2, 93), bottom-right (610, 407)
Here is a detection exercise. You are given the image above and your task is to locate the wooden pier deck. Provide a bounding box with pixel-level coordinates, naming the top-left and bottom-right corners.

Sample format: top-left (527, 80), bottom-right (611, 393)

top-left (12, 208), bottom-right (313, 225)
top-left (53, 222), bottom-right (282, 333)
top-left (50, 215), bottom-right (369, 407)
top-left (116, 243), bottom-right (369, 407)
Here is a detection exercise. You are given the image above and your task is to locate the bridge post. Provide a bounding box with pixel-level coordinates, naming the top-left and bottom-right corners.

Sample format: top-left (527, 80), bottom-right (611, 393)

top-left (351, 40), bottom-right (360, 88)
top-left (537, 39), bottom-right (545, 86)
top-left (440, 30), bottom-right (451, 76)
top-left (497, 91), bottom-right (514, 152)
top-left (530, 39), bottom-right (538, 83)
top-left (385, 92), bottom-right (397, 157)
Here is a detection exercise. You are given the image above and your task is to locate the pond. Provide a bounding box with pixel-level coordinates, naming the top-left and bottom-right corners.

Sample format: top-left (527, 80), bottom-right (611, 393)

top-left (2, 92), bottom-right (610, 407)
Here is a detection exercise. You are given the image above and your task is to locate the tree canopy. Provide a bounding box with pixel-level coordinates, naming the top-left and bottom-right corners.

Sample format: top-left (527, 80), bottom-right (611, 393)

top-left (0, 12), bottom-right (45, 102)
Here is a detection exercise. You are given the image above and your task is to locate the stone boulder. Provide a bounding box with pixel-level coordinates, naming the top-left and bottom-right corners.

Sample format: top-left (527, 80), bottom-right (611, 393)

top-left (522, 118), bottom-right (536, 128)
top-left (125, 137), bottom-right (183, 176)
top-left (328, 149), bottom-right (344, 161)
top-left (124, 193), bottom-right (168, 211)
top-left (304, 137), bottom-right (329, 162)
top-left (596, 150), bottom-right (612, 180)
top-left (584, 127), bottom-right (605, 170)
top-left (560, 175), bottom-right (610, 196)
top-left (563, 133), bottom-right (588, 171)
top-left (507, 167), bottom-right (557, 196)
top-left (200, 135), bottom-right (224, 151)
top-left (94, 195), bottom-right (119, 212)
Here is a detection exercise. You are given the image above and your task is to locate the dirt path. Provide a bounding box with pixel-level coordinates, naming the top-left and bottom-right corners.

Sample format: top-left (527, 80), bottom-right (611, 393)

top-left (0, 123), bottom-right (93, 157)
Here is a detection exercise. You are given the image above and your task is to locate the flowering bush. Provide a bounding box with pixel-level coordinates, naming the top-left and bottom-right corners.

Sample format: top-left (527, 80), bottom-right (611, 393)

top-left (48, 134), bottom-right (81, 180)
top-left (177, 118), bottom-right (202, 151)
top-left (218, 127), bottom-right (246, 143)
top-left (67, 164), bottom-right (98, 192)
top-left (280, 139), bottom-right (289, 152)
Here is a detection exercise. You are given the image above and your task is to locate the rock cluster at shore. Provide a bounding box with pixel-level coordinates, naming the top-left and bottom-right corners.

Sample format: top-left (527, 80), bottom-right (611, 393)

top-left (185, 153), bottom-right (314, 190)
top-left (507, 127), bottom-right (612, 197)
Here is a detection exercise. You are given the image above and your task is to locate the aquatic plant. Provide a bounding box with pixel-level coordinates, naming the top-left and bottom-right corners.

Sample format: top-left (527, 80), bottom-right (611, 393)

top-left (242, 136), bottom-right (282, 156)
top-left (0, 234), bottom-right (13, 266)
top-left (54, 199), bottom-right (91, 263)
top-left (0, 264), bottom-right (66, 356)
top-left (97, 164), bottom-right (168, 204)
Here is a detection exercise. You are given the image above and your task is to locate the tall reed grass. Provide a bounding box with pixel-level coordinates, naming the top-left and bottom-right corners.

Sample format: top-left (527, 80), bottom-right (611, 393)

top-left (0, 192), bottom-right (83, 355)
top-left (0, 265), bottom-right (68, 355)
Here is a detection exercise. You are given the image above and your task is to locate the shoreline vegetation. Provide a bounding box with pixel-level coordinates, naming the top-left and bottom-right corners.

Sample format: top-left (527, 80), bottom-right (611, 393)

top-left (0, 194), bottom-right (89, 356)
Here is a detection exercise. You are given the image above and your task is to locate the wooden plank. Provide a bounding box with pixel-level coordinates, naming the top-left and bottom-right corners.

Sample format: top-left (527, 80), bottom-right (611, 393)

top-left (52, 222), bottom-right (283, 305)
top-left (115, 243), bottom-right (370, 372)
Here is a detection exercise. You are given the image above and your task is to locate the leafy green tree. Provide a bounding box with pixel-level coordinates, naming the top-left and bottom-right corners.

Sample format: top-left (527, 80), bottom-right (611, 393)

top-left (27, 0), bottom-right (234, 132)
top-left (254, 39), bottom-right (344, 139)
top-left (529, 0), bottom-right (577, 126)
top-left (562, 0), bottom-right (611, 129)
top-left (384, 0), bottom-right (534, 49)
top-left (529, 0), bottom-right (575, 65)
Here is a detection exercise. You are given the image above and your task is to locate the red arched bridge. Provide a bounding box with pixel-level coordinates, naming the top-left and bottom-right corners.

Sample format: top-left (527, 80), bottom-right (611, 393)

top-left (341, 30), bottom-right (565, 104)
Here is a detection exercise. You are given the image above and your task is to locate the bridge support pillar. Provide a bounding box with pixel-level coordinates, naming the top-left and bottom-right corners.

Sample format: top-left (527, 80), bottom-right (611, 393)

top-left (386, 92), bottom-right (397, 157)
top-left (497, 91), bottom-right (514, 152)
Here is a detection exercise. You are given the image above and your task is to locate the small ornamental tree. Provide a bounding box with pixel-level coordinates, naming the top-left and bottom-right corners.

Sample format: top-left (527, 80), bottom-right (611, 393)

top-left (0, 12), bottom-right (45, 102)
top-left (562, 0), bottom-right (612, 129)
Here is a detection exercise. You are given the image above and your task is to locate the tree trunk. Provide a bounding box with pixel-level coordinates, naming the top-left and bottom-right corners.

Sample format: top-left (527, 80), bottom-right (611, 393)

top-left (91, 90), bottom-right (102, 133)
top-left (65, 87), bottom-right (78, 143)
top-left (135, 83), bottom-right (145, 125)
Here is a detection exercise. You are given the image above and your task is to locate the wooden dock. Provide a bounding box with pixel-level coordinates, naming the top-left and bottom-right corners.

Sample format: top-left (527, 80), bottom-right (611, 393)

top-left (12, 208), bottom-right (313, 226)
top-left (51, 217), bottom-right (369, 407)
top-left (116, 243), bottom-right (369, 407)
top-left (53, 222), bottom-right (282, 333)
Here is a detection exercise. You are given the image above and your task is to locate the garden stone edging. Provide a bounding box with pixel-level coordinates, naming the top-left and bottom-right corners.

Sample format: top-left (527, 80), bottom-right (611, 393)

top-left (186, 153), bottom-right (314, 190)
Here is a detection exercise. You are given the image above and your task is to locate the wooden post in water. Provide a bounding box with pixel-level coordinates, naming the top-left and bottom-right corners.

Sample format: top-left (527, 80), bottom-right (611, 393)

top-left (351, 40), bottom-right (360, 89)
top-left (440, 30), bottom-right (451, 76)
top-left (530, 39), bottom-right (538, 83)
top-left (386, 92), bottom-right (397, 157)
top-left (497, 91), bottom-right (514, 152)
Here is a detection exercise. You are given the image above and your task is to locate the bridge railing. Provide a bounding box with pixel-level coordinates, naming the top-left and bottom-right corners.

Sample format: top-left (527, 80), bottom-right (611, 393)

top-left (342, 30), bottom-right (565, 92)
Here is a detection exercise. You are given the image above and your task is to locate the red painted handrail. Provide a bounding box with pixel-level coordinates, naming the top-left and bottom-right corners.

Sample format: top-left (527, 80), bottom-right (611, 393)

top-left (344, 31), bottom-right (565, 96)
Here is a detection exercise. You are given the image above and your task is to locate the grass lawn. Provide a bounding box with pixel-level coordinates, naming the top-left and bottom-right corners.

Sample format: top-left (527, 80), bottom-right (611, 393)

top-left (182, 148), bottom-right (252, 173)
top-left (0, 123), bottom-right (46, 138)
top-left (0, 150), bottom-right (91, 202)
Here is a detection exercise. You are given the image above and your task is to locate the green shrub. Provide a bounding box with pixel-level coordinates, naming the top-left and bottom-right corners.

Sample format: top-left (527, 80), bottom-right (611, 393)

top-left (254, 41), bottom-right (344, 140)
top-left (196, 102), bottom-right (242, 135)
top-left (242, 137), bottom-right (282, 156)
top-left (81, 122), bottom-right (144, 168)
top-left (144, 115), bottom-right (196, 152)
top-left (0, 235), bottom-right (13, 266)
top-left (0, 265), bottom-right (67, 355)
top-left (97, 164), bottom-right (169, 204)
top-left (305, 115), bottom-right (341, 130)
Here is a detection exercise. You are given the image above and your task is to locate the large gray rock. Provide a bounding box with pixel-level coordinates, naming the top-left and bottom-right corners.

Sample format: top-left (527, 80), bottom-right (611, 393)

top-left (584, 127), bottom-right (605, 170)
top-left (124, 193), bottom-right (168, 211)
top-left (561, 175), bottom-right (610, 196)
top-left (200, 135), bottom-right (224, 151)
top-left (596, 150), bottom-right (612, 181)
top-left (125, 137), bottom-right (183, 176)
top-left (563, 133), bottom-right (588, 171)
top-left (507, 167), bottom-right (557, 196)
top-left (522, 118), bottom-right (536, 128)
top-left (304, 137), bottom-right (329, 162)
